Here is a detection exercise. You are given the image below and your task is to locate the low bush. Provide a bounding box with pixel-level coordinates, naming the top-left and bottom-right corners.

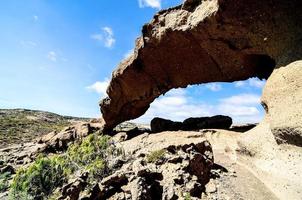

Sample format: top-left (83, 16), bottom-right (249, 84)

top-left (9, 155), bottom-right (70, 200)
top-left (146, 149), bottom-right (166, 163)
top-left (184, 193), bottom-right (192, 200)
top-left (0, 171), bottom-right (11, 192)
top-left (67, 134), bottom-right (111, 179)
top-left (9, 134), bottom-right (123, 199)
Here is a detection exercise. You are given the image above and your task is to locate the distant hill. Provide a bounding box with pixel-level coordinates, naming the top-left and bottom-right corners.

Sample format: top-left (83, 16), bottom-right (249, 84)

top-left (0, 109), bottom-right (91, 148)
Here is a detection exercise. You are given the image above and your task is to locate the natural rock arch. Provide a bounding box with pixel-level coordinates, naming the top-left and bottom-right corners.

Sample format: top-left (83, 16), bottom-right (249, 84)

top-left (100, 0), bottom-right (302, 130)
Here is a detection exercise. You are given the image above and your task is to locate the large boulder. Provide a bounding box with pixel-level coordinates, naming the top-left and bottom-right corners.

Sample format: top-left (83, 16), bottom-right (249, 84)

top-left (150, 115), bottom-right (232, 132)
top-left (182, 115), bottom-right (232, 130)
top-left (262, 61), bottom-right (302, 146)
top-left (150, 117), bottom-right (183, 132)
top-left (100, 0), bottom-right (302, 130)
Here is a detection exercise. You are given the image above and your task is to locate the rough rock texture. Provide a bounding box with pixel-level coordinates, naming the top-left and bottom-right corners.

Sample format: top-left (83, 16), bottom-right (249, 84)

top-left (150, 117), bottom-right (183, 132)
top-left (261, 61), bottom-right (302, 146)
top-left (37, 122), bottom-right (101, 152)
top-left (58, 172), bottom-right (89, 200)
top-left (151, 115), bottom-right (232, 132)
top-left (235, 61), bottom-right (302, 199)
top-left (85, 141), bottom-right (213, 200)
top-left (116, 129), bottom-right (282, 200)
top-left (182, 115), bottom-right (232, 131)
top-left (100, 0), bottom-right (302, 130)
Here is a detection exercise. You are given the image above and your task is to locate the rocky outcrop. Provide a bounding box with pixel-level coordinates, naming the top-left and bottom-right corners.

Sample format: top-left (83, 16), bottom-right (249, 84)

top-left (151, 115), bottom-right (232, 132)
top-left (85, 141), bottom-right (213, 200)
top-left (59, 172), bottom-right (89, 200)
top-left (261, 61), bottom-right (302, 146)
top-left (100, 0), bottom-right (302, 130)
top-left (37, 122), bottom-right (101, 152)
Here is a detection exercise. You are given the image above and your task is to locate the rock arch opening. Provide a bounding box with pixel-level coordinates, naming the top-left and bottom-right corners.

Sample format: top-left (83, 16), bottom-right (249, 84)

top-left (133, 79), bottom-right (267, 131)
top-left (100, 52), bottom-right (275, 131)
top-left (100, 0), bottom-right (301, 131)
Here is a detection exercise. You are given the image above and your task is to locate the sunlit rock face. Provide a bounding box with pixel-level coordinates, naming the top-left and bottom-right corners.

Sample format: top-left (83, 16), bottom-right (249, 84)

top-left (100, 0), bottom-right (302, 130)
top-left (261, 61), bottom-right (302, 147)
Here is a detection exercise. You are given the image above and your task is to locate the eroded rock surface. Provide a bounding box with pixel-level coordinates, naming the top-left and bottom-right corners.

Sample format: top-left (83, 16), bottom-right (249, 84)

top-left (100, 0), bottom-right (302, 130)
top-left (86, 141), bottom-right (213, 200)
top-left (262, 61), bottom-right (302, 146)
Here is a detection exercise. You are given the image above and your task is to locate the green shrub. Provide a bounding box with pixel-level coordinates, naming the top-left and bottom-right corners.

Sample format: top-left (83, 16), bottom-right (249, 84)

top-left (0, 171), bottom-right (11, 192)
top-left (67, 134), bottom-right (110, 166)
top-left (184, 193), bottom-right (192, 200)
top-left (67, 134), bottom-right (121, 179)
top-left (146, 149), bottom-right (166, 163)
top-left (9, 134), bottom-right (122, 199)
top-left (9, 155), bottom-right (70, 200)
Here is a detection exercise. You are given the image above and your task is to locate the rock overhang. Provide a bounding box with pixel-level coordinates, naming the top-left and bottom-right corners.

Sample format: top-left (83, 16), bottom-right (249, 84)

top-left (100, 0), bottom-right (302, 131)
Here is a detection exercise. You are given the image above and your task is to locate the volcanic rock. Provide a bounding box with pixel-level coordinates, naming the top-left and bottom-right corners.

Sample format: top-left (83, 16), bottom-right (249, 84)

top-left (150, 117), bottom-right (182, 132)
top-left (100, 0), bottom-right (302, 130)
top-left (150, 115), bottom-right (232, 132)
top-left (40, 122), bottom-right (100, 152)
top-left (85, 141), bottom-right (213, 200)
top-left (182, 115), bottom-right (232, 130)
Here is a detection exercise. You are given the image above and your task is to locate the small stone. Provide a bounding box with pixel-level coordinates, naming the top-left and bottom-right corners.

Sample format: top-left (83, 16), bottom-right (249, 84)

top-left (0, 164), bottom-right (15, 174)
top-left (206, 180), bottom-right (217, 193)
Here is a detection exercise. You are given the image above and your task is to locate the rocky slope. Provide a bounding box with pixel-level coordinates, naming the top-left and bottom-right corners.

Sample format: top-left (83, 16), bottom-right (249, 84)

top-left (0, 109), bottom-right (90, 148)
top-left (0, 121), bottom-right (288, 200)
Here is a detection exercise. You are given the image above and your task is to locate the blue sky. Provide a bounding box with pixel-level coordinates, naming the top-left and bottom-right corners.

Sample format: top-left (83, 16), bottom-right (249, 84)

top-left (0, 0), bottom-right (266, 124)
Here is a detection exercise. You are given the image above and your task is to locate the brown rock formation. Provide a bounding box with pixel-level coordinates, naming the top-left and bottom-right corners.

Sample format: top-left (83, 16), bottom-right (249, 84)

top-left (100, 0), bottom-right (302, 130)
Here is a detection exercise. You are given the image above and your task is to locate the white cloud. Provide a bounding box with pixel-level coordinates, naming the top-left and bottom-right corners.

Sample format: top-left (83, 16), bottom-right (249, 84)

top-left (135, 88), bottom-right (213, 123)
top-left (218, 104), bottom-right (259, 116)
top-left (234, 81), bottom-right (246, 87)
top-left (86, 79), bottom-right (110, 97)
top-left (47, 51), bottom-right (57, 62)
top-left (248, 78), bottom-right (266, 88)
top-left (205, 83), bottom-right (222, 91)
top-left (220, 94), bottom-right (260, 105)
top-left (91, 27), bottom-right (116, 48)
top-left (33, 15), bottom-right (38, 21)
top-left (234, 78), bottom-right (266, 89)
top-left (135, 89), bottom-right (263, 125)
top-left (218, 93), bottom-right (262, 123)
top-left (138, 0), bottom-right (161, 9)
